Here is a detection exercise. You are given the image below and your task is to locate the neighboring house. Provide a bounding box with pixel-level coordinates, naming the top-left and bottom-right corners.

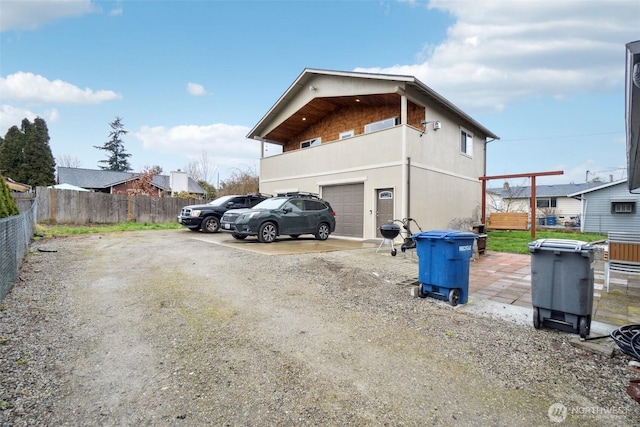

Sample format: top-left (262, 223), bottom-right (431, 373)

top-left (247, 68), bottom-right (499, 239)
top-left (4, 177), bottom-right (31, 193)
top-left (487, 182), bottom-right (601, 225)
top-left (568, 179), bottom-right (640, 234)
top-left (56, 167), bottom-right (205, 197)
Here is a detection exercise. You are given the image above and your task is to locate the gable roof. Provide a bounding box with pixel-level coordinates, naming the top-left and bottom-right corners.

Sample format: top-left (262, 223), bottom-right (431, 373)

top-left (4, 177), bottom-right (31, 192)
top-left (489, 182), bottom-right (602, 198)
top-left (57, 167), bottom-right (204, 194)
top-left (248, 68), bottom-right (499, 142)
top-left (567, 179), bottom-right (629, 197)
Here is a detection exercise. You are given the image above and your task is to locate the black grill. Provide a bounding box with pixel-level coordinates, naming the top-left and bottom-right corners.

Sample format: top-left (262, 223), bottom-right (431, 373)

top-left (380, 223), bottom-right (401, 239)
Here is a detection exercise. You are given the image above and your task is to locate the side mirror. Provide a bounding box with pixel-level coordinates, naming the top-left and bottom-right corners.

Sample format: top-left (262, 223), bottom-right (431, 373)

top-left (283, 207), bottom-right (292, 214)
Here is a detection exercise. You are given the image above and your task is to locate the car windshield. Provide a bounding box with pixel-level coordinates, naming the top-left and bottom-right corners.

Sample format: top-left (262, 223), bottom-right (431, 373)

top-left (207, 195), bottom-right (235, 206)
top-left (252, 198), bottom-right (288, 210)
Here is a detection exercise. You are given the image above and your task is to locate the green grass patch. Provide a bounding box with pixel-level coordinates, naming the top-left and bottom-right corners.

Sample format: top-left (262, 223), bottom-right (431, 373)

top-left (35, 222), bottom-right (182, 239)
top-left (486, 230), bottom-right (606, 254)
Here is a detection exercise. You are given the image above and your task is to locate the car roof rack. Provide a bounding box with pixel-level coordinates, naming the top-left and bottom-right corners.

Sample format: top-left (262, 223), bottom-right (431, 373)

top-left (247, 192), bottom-right (272, 198)
top-left (275, 191), bottom-right (321, 199)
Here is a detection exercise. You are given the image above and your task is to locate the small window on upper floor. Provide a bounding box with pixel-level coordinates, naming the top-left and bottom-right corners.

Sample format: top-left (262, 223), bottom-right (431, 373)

top-left (339, 130), bottom-right (354, 140)
top-left (364, 117), bottom-right (399, 134)
top-left (300, 137), bottom-right (321, 149)
top-left (461, 129), bottom-right (473, 157)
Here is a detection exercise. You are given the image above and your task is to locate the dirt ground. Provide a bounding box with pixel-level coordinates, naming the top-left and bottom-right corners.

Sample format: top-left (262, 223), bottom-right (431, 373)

top-left (1, 229), bottom-right (639, 426)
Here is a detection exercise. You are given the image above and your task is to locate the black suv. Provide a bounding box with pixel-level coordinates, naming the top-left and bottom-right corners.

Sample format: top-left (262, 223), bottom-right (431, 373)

top-left (220, 192), bottom-right (336, 243)
top-left (178, 193), bottom-right (270, 233)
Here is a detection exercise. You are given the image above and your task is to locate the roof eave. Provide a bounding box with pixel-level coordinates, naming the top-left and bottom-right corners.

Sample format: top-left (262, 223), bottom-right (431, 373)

top-left (247, 68), bottom-right (500, 141)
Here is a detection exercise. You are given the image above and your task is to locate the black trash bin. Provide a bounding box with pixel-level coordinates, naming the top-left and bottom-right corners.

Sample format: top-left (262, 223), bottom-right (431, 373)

top-left (528, 239), bottom-right (595, 338)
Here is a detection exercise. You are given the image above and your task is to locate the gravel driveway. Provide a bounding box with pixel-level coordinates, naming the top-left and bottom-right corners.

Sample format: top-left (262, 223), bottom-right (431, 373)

top-left (1, 230), bottom-right (639, 426)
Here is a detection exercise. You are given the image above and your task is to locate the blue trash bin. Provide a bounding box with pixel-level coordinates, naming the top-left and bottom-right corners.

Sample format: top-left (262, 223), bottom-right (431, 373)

top-left (413, 230), bottom-right (477, 306)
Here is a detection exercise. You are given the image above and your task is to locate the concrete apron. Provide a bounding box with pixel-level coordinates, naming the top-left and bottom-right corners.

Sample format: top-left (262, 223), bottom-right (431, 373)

top-left (192, 234), bottom-right (377, 255)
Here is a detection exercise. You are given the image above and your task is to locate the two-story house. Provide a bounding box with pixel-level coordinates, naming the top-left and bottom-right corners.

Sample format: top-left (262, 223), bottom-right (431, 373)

top-left (247, 69), bottom-right (499, 240)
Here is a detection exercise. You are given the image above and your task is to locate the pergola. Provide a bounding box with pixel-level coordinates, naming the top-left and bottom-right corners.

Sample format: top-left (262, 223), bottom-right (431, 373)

top-left (480, 170), bottom-right (564, 239)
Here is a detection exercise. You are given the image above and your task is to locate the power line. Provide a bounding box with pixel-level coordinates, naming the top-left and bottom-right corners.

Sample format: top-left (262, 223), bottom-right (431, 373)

top-left (497, 131), bottom-right (623, 143)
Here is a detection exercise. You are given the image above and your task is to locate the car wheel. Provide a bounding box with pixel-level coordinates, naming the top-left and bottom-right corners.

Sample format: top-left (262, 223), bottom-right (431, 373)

top-left (201, 216), bottom-right (220, 233)
top-left (315, 222), bottom-right (330, 240)
top-left (232, 233), bottom-right (247, 240)
top-left (258, 222), bottom-right (277, 243)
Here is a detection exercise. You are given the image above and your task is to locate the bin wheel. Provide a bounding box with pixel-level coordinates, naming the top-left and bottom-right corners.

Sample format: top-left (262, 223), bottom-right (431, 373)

top-left (533, 307), bottom-right (541, 329)
top-left (448, 289), bottom-right (460, 306)
top-left (391, 248), bottom-right (397, 256)
top-left (579, 316), bottom-right (589, 339)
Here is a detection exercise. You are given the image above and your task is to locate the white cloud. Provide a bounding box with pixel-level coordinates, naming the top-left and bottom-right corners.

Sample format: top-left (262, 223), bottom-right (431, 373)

top-left (356, 0), bottom-right (638, 113)
top-left (0, 104), bottom-right (60, 135)
top-left (134, 123), bottom-right (260, 172)
top-left (0, 0), bottom-right (99, 32)
top-left (186, 82), bottom-right (207, 96)
top-left (0, 72), bottom-right (122, 105)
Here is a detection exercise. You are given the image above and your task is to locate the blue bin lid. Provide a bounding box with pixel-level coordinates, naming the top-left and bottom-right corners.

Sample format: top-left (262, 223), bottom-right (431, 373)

top-left (527, 238), bottom-right (593, 253)
top-left (413, 229), bottom-right (478, 240)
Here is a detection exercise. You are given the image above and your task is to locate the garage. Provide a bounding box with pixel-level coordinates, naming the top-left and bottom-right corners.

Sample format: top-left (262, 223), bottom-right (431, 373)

top-left (322, 183), bottom-right (364, 238)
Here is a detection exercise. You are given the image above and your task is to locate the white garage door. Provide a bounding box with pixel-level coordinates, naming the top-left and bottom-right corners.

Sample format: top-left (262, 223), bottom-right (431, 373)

top-left (322, 183), bottom-right (364, 238)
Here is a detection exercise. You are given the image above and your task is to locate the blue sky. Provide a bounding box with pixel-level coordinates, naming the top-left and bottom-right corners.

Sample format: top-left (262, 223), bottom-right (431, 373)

top-left (1, 0), bottom-right (638, 186)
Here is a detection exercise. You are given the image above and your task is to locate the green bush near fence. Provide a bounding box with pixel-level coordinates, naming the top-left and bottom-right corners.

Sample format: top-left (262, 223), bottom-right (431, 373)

top-left (0, 178), bottom-right (19, 218)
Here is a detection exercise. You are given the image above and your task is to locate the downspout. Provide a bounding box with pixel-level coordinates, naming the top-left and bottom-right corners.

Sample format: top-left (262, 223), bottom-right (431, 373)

top-left (398, 87), bottom-right (409, 220)
top-left (407, 157), bottom-right (411, 217)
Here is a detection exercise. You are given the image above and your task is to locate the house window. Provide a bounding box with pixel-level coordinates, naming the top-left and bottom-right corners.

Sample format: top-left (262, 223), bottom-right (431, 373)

top-left (364, 117), bottom-right (399, 134)
top-left (461, 129), bottom-right (473, 156)
top-left (536, 198), bottom-right (557, 208)
top-left (611, 201), bottom-right (636, 214)
top-left (300, 137), bottom-right (321, 149)
top-left (339, 130), bottom-right (354, 140)
top-left (378, 191), bottom-right (393, 200)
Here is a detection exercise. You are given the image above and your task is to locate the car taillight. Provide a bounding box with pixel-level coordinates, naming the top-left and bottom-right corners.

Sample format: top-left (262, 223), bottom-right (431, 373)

top-left (331, 211), bottom-right (336, 216)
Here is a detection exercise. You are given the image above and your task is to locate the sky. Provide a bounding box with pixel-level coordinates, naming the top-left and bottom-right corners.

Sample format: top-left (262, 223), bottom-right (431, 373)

top-left (0, 0), bottom-right (638, 187)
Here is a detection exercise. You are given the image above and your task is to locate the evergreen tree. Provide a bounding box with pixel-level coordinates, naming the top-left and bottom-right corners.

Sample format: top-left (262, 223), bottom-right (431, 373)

top-left (95, 116), bottom-right (132, 171)
top-left (0, 117), bottom-right (55, 187)
top-left (23, 118), bottom-right (56, 186)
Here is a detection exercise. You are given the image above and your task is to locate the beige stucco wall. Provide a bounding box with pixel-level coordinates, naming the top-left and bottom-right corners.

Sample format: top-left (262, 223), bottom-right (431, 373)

top-left (260, 124), bottom-right (486, 239)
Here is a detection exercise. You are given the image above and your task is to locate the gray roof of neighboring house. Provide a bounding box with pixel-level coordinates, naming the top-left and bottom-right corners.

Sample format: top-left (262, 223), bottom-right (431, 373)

top-left (488, 182), bottom-right (602, 198)
top-left (566, 179), bottom-right (629, 197)
top-left (57, 167), bottom-right (204, 194)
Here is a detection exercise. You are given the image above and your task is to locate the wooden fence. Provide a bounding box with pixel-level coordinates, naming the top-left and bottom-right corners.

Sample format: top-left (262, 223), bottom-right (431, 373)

top-left (35, 187), bottom-right (201, 224)
top-left (486, 212), bottom-right (529, 230)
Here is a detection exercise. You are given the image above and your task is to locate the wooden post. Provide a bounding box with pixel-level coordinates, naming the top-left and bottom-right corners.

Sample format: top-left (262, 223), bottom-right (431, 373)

top-left (479, 170), bottom-right (563, 239)
top-left (50, 186), bottom-right (56, 223)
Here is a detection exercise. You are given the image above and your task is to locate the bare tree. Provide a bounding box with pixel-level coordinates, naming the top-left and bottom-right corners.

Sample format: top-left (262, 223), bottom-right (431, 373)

top-left (186, 151), bottom-right (217, 184)
top-left (56, 155), bottom-right (83, 168)
top-left (487, 179), bottom-right (529, 213)
top-left (218, 166), bottom-right (259, 196)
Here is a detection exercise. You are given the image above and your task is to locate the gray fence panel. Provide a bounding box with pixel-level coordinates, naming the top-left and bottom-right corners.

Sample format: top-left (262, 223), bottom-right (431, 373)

top-left (0, 200), bottom-right (36, 301)
top-left (35, 187), bottom-right (199, 224)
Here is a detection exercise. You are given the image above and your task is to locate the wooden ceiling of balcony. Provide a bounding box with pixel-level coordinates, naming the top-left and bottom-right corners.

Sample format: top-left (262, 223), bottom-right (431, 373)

top-left (264, 93), bottom-right (400, 143)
